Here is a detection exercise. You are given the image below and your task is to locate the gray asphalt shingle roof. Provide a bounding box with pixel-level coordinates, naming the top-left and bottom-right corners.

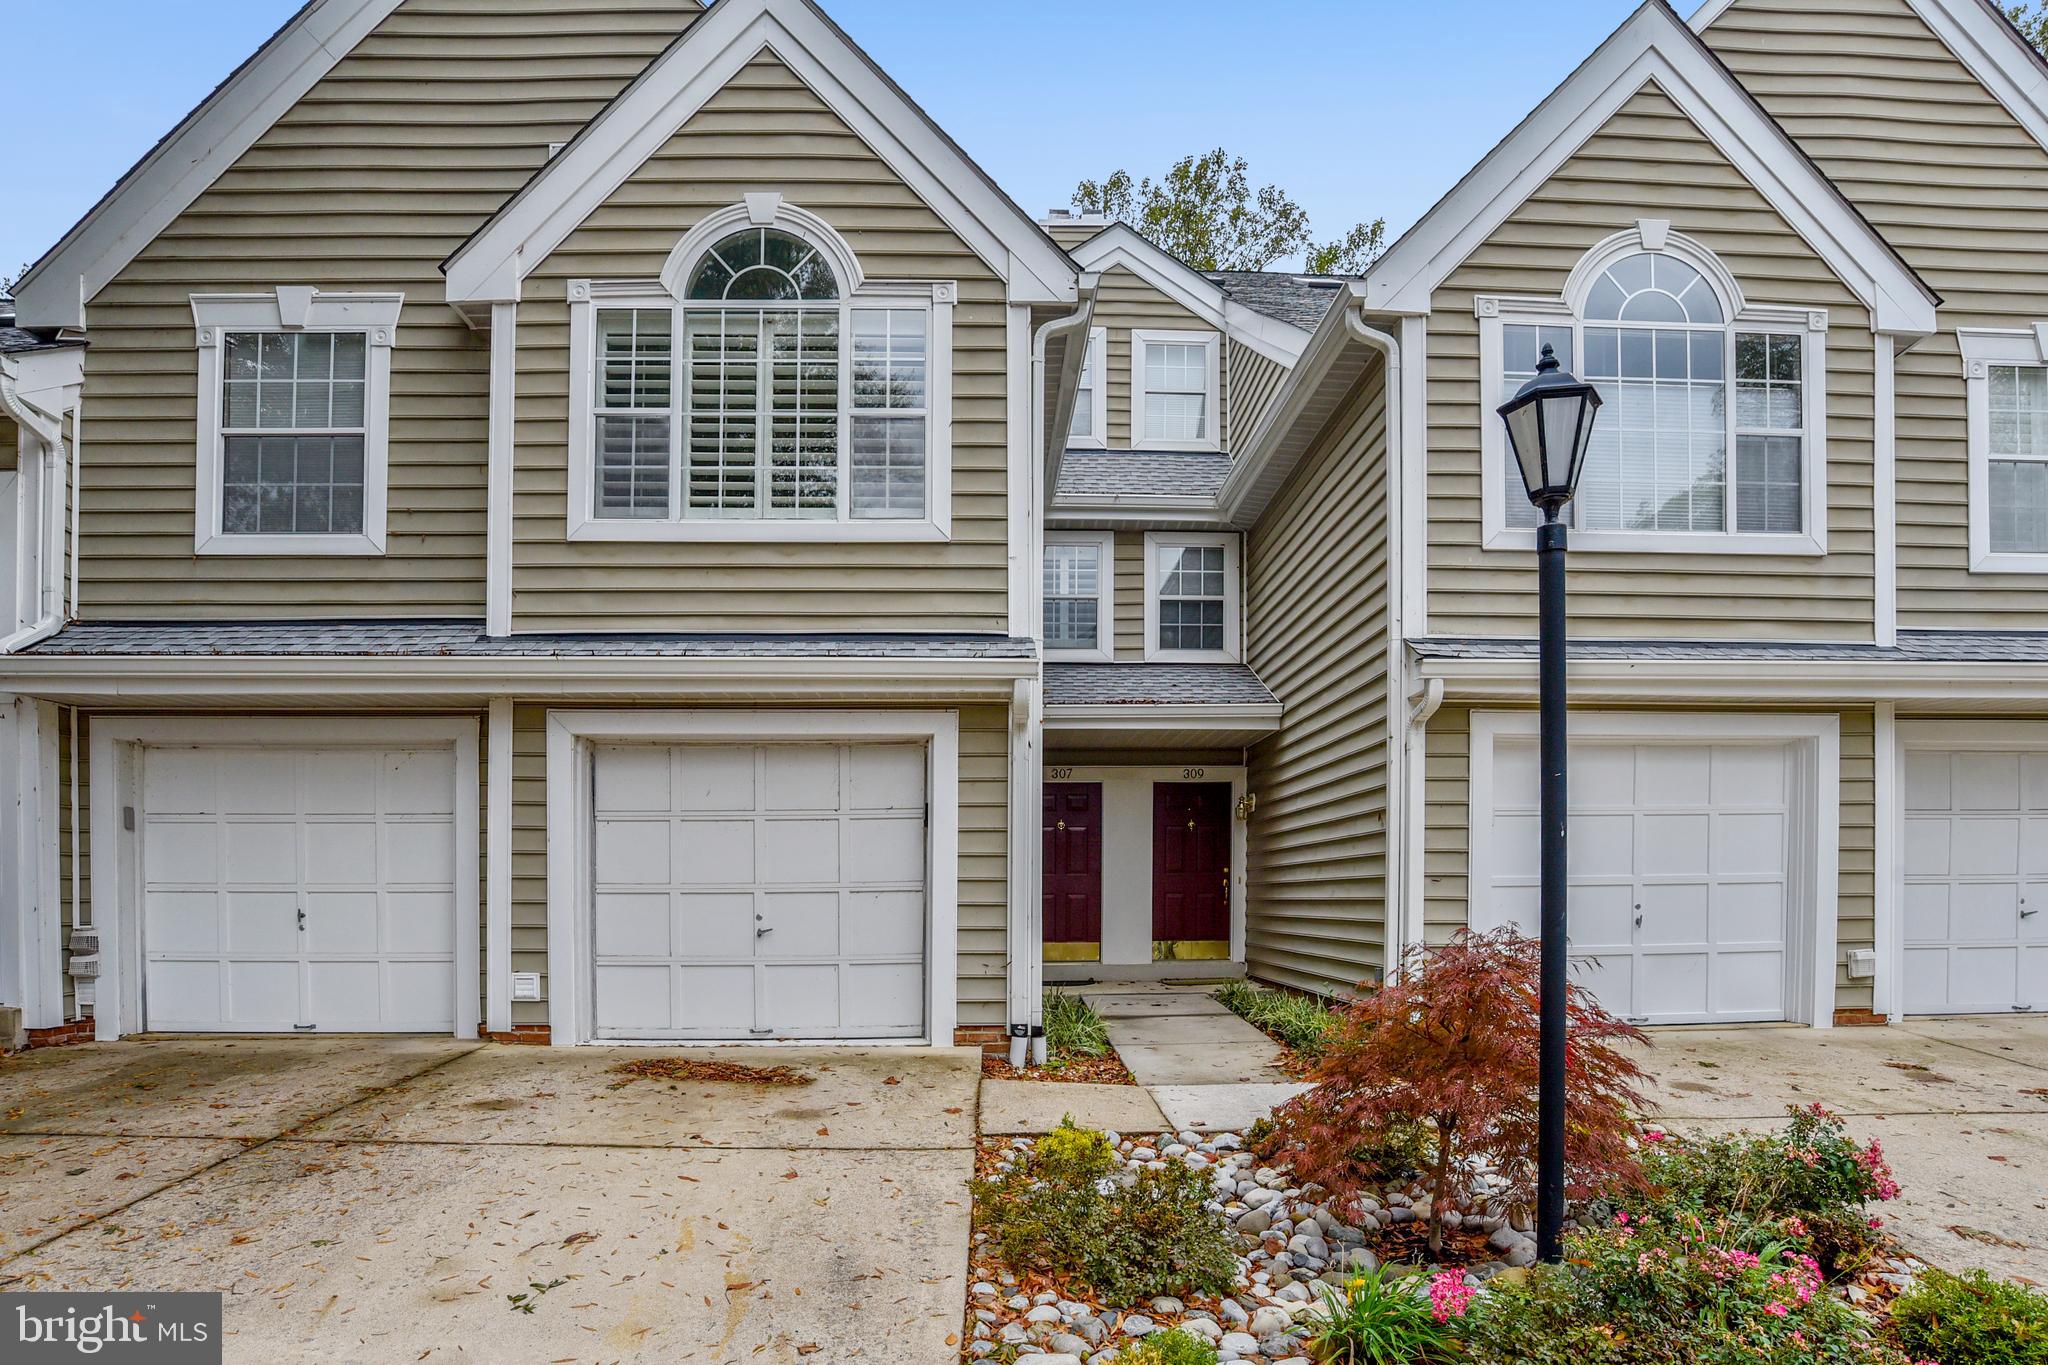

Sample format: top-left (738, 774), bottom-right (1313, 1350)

top-left (1412, 632), bottom-right (2048, 664)
top-left (1044, 663), bottom-right (1278, 706)
top-left (1055, 449), bottom-right (1233, 501)
top-left (1204, 270), bottom-right (1350, 331)
top-left (21, 620), bottom-right (1038, 659)
top-left (0, 327), bottom-right (80, 355)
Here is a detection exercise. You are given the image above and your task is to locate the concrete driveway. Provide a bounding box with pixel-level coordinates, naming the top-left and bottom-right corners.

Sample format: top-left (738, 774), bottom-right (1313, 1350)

top-left (0, 1037), bottom-right (979, 1362)
top-left (1638, 1015), bottom-right (2048, 1283)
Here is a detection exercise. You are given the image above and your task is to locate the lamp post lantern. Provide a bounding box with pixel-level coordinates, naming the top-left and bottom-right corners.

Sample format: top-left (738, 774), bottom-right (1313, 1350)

top-left (1496, 343), bottom-right (1601, 1265)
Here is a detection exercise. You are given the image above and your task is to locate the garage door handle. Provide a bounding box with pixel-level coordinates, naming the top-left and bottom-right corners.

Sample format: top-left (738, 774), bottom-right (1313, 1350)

top-left (756, 925), bottom-right (774, 938)
top-left (2024, 908), bottom-right (2039, 919)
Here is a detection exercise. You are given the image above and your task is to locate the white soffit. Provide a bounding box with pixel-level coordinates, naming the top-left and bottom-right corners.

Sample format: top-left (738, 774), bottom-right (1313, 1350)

top-left (12, 0), bottom-right (409, 331)
top-left (443, 0), bottom-right (1076, 305)
top-left (1364, 2), bottom-right (1938, 335)
top-left (1067, 224), bottom-right (1311, 365)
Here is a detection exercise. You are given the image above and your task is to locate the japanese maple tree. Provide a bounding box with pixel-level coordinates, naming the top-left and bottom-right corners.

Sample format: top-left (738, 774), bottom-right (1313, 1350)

top-left (1270, 928), bottom-right (1651, 1257)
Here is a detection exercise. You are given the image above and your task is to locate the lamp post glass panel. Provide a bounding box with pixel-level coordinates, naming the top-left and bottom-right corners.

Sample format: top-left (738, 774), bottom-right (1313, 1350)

top-left (1495, 343), bottom-right (1601, 1264)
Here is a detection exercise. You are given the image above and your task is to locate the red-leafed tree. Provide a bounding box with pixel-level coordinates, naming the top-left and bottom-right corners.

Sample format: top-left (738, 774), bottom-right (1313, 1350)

top-left (1270, 928), bottom-right (1651, 1258)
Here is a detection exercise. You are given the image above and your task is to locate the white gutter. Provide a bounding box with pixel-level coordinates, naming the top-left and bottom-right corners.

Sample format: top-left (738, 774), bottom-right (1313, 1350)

top-left (1039, 274), bottom-right (1098, 515)
top-left (1417, 655), bottom-right (2048, 703)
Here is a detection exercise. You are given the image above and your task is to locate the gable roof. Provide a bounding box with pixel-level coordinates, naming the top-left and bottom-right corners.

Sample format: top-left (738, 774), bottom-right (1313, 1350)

top-left (444, 0), bottom-right (1075, 306)
top-left (12, 0), bottom-right (414, 330)
top-left (1364, 0), bottom-right (1939, 334)
top-left (1065, 224), bottom-right (1312, 364)
top-left (1692, 0), bottom-right (2048, 159)
top-left (1205, 270), bottom-right (1350, 332)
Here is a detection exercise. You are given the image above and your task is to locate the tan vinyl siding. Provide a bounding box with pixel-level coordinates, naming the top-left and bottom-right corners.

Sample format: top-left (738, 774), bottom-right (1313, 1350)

top-left (1045, 221), bottom-right (1103, 251)
top-left (1244, 358), bottom-right (1392, 994)
top-left (1424, 704), bottom-right (1876, 1013)
top-left (1093, 266), bottom-right (1215, 450)
top-left (1426, 81), bottom-right (1877, 641)
top-left (76, 0), bottom-right (703, 619)
top-left (1227, 340), bottom-right (1287, 451)
top-left (512, 54), bottom-right (1009, 632)
top-left (1705, 0), bottom-right (2048, 627)
top-left (1113, 530), bottom-right (1146, 660)
top-left (508, 702), bottom-right (1010, 1030)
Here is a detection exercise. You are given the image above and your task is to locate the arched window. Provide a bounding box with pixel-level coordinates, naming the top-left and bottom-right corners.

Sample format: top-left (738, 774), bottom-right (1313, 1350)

top-left (1493, 239), bottom-right (1813, 543)
top-left (575, 205), bottom-right (947, 533)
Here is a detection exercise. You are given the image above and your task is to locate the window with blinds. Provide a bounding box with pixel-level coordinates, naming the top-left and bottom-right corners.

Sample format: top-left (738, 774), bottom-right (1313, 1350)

top-left (585, 225), bottom-right (937, 529)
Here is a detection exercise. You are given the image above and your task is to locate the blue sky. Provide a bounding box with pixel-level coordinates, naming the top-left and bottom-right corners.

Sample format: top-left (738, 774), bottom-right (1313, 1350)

top-left (2, 0), bottom-right (1648, 280)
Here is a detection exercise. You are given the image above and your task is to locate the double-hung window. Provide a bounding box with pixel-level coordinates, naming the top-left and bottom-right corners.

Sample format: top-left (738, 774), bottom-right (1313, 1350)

top-left (192, 289), bottom-right (400, 555)
top-left (1043, 531), bottom-right (1113, 661)
top-left (1133, 329), bottom-right (1220, 452)
top-left (569, 215), bottom-right (953, 540)
top-left (1960, 327), bottom-right (2048, 572)
top-left (1143, 532), bottom-right (1239, 661)
top-left (1482, 242), bottom-right (1826, 554)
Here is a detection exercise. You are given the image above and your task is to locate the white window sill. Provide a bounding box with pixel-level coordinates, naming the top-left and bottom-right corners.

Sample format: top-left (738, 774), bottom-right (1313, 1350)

top-left (1132, 437), bottom-right (1221, 454)
top-left (1046, 645), bottom-right (1114, 664)
top-left (1143, 648), bottom-right (1240, 664)
top-left (196, 532), bottom-right (386, 556)
top-left (566, 518), bottom-right (951, 544)
top-left (1969, 550), bottom-right (2048, 575)
top-left (1482, 526), bottom-right (1827, 557)
top-left (1066, 436), bottom-right (1108, 451)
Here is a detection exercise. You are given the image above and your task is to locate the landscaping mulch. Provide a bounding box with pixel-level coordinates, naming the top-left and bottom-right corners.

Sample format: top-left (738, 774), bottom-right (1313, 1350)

top-left (604, 1058), bottom-right (813, 1087)
top-left (979, 1049), bottom-right (1137, 1086)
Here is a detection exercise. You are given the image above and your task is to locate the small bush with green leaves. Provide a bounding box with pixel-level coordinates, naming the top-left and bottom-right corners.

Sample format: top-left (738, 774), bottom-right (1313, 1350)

top-left (1112, 1327), bottom-right (1220, 1365)
top-left (1891, 1267), bottom-right (2048, 1365)
top-left (971, 1117), bottom-right (1238, 1303)
top-left (1348, 1119), bottom-right (1436, 1185)
top-left (1042, 988), bottom-right (1110, 1061)
top-left (1452, 1208), bottom-right (1917, 1365)
top-left (1214, 979), bottom-right (1338, 1055)
top-left (1305, 1264), bottom-right (1459, 1364)
top-left (1632, 1103), bottom-right (1899, 1272)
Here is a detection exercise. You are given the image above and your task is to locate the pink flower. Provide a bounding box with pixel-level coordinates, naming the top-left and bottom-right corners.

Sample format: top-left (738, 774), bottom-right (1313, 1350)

top-left (1643, 1128), bottom-right (1667, 1143)
top-left (1614, 1210), bottom-right (1631, 1227)
top-left (1868, 1217), bottom-right (1884, 1230)
top-left (1427, 1270), bottom-right (1477, 1324)
top-left (1765, 1302), bottom-right (1789, 1316)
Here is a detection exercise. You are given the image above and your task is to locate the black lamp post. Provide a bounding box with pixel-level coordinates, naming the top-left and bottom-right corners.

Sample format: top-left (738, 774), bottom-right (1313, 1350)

top-left (1495, 343), bottom-right (1602, 1264)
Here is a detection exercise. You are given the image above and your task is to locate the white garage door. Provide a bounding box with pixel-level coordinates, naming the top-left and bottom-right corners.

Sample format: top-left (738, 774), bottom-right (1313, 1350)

top-left (1483, 738), bottom-right (1795, 1024)
top-left (1904, 749), bottom-right (2048, 1015)
top-left (591, 742), bottom-right (928, 1040)
top-left (141, 746), bottom-right (459, 1032)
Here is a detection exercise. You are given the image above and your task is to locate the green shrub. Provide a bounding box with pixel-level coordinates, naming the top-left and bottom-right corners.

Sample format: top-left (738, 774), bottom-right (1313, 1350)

top-left (1453, 1209), bottom-right (1917, 1365)
top-left (1214, 979), bottom-right (1337, 1055)
top-left (1349, 1119), bottom-right (1436, 1184)
top-left (1306, 1264), bottom-right (1458, 1364)
top-left (1043, 988), bottom-right (1110, 1060)
top-left (1634, 1103), bottom-right (1899, 1272)
top-left (971, 1117), bottom-right (1237, 1302)
top-left (1892, 1268), bottom-right (2048, 1365)
top-left (1113, 1328), bottom-right (1220, 1365)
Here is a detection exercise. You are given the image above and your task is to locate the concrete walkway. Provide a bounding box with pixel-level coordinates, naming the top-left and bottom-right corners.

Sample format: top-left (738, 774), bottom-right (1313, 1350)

top-left (1, 1037), bottom-right (979, 1363)
top-left (1637, 1015), bottom-right (2048, 1284)
top-left (1084, 981), bottom-right (1312, 1133)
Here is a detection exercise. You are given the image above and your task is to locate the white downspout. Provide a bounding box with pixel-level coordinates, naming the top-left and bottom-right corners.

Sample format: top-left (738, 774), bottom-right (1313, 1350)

top-left (1010, 292), bottom-right (1094, 1068)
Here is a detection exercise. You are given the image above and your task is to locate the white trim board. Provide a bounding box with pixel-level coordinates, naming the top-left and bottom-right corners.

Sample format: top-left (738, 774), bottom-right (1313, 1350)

top-left (1066, 225), bottom-right (1311, 366)
top-left (443, 0), bottom-right (1074, 307)
top-left (1464, 709), bottom-right (1840, 1027)
top-left (542, 708), bottom-right (960, 1047)
top-left (1364, 3), bottom-right (1937, 336)
top-left (86, 715), bottom-right (482, 1042)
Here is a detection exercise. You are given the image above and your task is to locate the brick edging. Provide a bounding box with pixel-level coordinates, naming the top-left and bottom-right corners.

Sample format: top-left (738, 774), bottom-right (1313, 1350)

top-left (25, 1019), bottom-right (97, 1049)
top-left (485, 1026), bottom-right (552, 1045)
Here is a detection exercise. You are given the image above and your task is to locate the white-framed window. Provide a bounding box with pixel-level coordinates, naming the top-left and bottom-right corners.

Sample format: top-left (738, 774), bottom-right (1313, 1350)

top-left (1960, 325), bottom-right (2048, 573)
top-left (566, 200), bottom-right (953, 542)
top-left (1068, 327), bottom-right (1108, 449)
top-left (1477, 228), bottom-right (1828, 555)
top-left (191, 288), bottom-right (400, 555)
top-left (1132, 328), bottom-right (1220, 452)
top-left (1043, 530), bottom-right (1114, 662)
top-left (1143, 531), bottom-right (1239, 662)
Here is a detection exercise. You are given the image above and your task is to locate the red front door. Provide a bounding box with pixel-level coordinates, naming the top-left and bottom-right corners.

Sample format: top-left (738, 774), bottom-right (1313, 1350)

top-left (1043, 783), bottom-right (1103, 951)
top-left (1153, 783), bottom-right (1232, 945)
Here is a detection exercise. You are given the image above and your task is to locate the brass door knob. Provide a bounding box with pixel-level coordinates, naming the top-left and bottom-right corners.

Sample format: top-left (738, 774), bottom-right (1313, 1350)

top-left (1055, 819), bottom-right (1067, 831)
